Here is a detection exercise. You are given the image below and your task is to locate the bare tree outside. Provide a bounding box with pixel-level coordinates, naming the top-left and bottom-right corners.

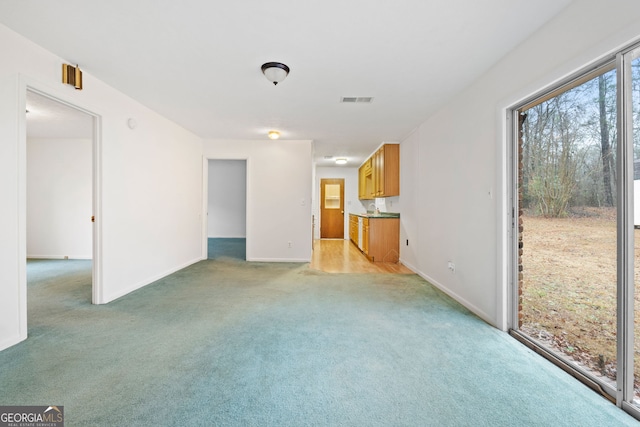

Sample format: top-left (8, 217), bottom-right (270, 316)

top-left (598, 74), bottom-right (615, 207)
top-left (519, 68), bottom-right (623, 392)
top-left (521, 70), bottom-right (620, 217)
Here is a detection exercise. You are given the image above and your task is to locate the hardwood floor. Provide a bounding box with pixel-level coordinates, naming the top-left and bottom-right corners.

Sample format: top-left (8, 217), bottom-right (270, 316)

top-left (309, 239), bottom-right (414, 274)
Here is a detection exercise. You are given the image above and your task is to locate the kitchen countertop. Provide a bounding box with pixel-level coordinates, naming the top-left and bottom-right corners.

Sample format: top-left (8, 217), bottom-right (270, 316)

top-left (351, 212), bottom-right (400, 218)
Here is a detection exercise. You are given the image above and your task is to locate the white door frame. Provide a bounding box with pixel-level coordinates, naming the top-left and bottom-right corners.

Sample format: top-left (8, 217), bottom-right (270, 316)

top-left (18, 78), bottom-right (103, 343)
top-left (201, 157), bottom-right (249, 260)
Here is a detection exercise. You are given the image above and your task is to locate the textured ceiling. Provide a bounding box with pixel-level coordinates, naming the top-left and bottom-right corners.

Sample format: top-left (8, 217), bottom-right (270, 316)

top-left (1, 0), bottom-right (572, 165)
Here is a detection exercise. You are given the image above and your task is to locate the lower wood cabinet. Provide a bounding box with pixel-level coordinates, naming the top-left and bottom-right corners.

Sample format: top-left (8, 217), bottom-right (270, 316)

top-left (349, 214), bottom-right (359, 244)
top-left (366, 217), bottom-right (399, 263)
top-left (362, 218), bottom-right (369, 255)
top-left (348, 215), bottom-right (399, 263)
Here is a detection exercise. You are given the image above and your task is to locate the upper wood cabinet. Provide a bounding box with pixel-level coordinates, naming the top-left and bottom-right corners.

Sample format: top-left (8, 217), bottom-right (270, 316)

top-left (359, 144), bottom-right (399, 199)
top-left (358, 164), bottom-right (367, 200)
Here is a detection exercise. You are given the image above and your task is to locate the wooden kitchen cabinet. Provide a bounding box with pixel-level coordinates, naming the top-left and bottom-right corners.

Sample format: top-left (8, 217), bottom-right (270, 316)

top-left (349, 214), bottom-right (359, 244)
top-left (362, 217), bottom-right (369, 255)
top-left (358, 143), bottom-right (399, 199)
top-left (359, 158), bottom-right (373, 199)
top-left (358, 165), bottom-right (367, 200)
top-left (349, 214), bottom-right (400, 263)
top-left (375, 144), bottom-right (399, 197)
top-left (373, 148), bottom-right (382, 198)
top-left (366, 217), bottom-right (399, 263)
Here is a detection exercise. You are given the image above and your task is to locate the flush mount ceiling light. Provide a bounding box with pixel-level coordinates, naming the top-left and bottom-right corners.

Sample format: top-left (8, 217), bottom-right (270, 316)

top-left (335, 158), bottom-right (347, 165)
top-left (268, 130), bottom-right (280, 140)
top-left (261, 62), bottom-right (290, 85)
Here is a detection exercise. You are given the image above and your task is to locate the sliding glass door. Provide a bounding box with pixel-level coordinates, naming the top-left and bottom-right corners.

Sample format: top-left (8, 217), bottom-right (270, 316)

top-left (511, 42), bottom-right (640, 418)
top-left (624, 45), bottom-right (640, 410)
top-left (516, 64), bottom-right (619, 399)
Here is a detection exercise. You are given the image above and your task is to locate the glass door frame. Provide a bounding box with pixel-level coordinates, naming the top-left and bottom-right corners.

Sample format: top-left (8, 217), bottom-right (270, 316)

top-left (507, 42), bottom-right (640, 419)
top-left (618, 45), bottom-right (637, 414)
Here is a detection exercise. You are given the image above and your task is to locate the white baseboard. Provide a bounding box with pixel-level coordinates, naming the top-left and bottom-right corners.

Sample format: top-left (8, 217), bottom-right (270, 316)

top-left (0, 333), bottom-right (26, 352)
top-left (101, 257), bottom-right (202, 304)
top-left (398, 258), bottom-right (418, 274)
top-left (400, 259), bottom-right (496, 327)
top-left (27, 255), bottom-right (92, 260)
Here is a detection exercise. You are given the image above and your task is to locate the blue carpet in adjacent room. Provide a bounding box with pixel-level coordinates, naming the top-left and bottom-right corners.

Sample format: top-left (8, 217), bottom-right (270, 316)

top-left (208, 237), bottom-right (246, 260)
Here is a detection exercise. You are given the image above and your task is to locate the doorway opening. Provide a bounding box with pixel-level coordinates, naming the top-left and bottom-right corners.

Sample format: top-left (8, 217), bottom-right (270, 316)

top-left (320, 178), bottom-right (344, 239)
top-left (25, 89), bottom-right (96, 312)
top-left (207, 159), bottom-right (247, 261)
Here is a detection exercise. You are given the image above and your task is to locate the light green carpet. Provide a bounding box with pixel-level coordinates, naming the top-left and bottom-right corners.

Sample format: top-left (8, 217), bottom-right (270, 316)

top-left (0, 259), bottom-right (637, 426)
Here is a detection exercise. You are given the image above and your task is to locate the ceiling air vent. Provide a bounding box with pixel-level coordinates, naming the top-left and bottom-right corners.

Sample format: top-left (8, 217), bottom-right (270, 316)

top-left (340, 97), bottom-right (373, 103)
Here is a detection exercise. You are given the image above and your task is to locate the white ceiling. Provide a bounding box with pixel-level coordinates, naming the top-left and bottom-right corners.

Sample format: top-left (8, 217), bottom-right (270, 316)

top-left (26, 91), bottom-right (93, 139)
top-left (1, 0), bottom-right (571, 165)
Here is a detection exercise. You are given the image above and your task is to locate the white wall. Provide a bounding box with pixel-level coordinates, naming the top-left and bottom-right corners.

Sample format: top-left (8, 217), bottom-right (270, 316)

top-left (400, 0), bottom-right (640, 329)
top-left (208, 159), bottom-right (246, 238)
top-left (314, 166), bottom-right (362, 240)
top-left (398, 130), bottom-right (419, 271)
top-left (203, 139), bottom-right (313, 262)
top-left (27, 138), bottom-right (92, 259)
top-left (0, 24), bottom-right (203, 351)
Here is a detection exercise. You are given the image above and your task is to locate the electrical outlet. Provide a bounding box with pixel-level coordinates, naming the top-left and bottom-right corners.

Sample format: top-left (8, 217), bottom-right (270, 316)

top-left (447, 261), bottom-right (455, 273)
top-left (288, 241), bottom-right (292, 248)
